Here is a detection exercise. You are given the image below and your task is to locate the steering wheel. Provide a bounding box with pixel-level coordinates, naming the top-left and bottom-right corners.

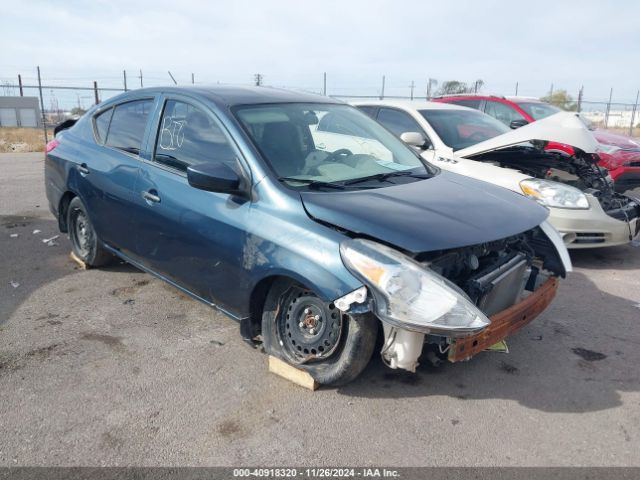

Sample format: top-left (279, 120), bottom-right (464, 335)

top-left (323, 148), bottom-right (353, 163)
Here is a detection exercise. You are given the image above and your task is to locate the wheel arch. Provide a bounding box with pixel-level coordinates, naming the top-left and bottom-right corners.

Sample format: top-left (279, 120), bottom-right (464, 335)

top-left (57, 190), bottom-right (78, 233)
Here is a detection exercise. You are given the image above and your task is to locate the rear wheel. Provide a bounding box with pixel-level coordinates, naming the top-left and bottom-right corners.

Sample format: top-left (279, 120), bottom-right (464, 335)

top-left (67, 197), bottom-right (112, 267)
top-left (262, 279), bottom-right (378, 386)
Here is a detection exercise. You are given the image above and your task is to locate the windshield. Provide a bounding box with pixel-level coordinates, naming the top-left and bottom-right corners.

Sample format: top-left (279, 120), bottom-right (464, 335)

top-left (234, 103), bottom-right (432, 188)
top-left (517, 102), bottom-right (561, 120)
top-left (419, 109), bottom-right (510, 150)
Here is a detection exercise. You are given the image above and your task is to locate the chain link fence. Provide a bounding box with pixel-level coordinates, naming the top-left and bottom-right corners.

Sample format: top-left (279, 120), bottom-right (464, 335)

top-left (2, 68), bottom-right (639, 140)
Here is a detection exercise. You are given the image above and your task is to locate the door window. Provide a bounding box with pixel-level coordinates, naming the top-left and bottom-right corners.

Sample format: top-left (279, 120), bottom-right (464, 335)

top-left (377, 108), bottom-right (424, 136)
top-left (484, 100), bottom-right (526, 126)
top-left (105, 99), bottom-right (153, 154)
top-left (153, 100), bottom-right (236, 172)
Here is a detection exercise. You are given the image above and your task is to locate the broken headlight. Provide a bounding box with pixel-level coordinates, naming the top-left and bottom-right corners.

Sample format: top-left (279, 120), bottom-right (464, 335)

top-left (340, 238), bottom-right (490, 335)
top-left (520, 178), bottom-right (589, 209)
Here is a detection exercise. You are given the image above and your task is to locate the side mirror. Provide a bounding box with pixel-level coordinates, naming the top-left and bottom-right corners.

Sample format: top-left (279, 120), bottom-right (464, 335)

top-left (509, 119), bottom-right (529, 129)
top-left (400, 131), bottom-right (430, 150)
top-left (187, 162), bottom-right (242, 194)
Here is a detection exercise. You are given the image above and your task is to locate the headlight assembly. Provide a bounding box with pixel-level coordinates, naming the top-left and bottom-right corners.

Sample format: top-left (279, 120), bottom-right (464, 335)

top-left (520, 178), bottom-right (589, 209)
top-left (340, 238), bottom-right (490, 335)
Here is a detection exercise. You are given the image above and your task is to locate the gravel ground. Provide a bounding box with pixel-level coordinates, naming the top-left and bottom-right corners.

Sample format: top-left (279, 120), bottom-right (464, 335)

top-left (1, 152), bottom-right (639, 467)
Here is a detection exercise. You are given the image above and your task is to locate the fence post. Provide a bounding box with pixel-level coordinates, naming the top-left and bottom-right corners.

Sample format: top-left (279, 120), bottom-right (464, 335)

top-left (18, 74), bottom-right (24, 96)
top-left (191, 73), bottom-right (195, 84)
top-left (410, 80), bottom-right (415, 100)
top-left (549, 83), bottom-right (554, 99)
top-left (139, 69), bottom-right (143, 88)
top-left (604, 87), bottom-right (613, 129)
top-left (93, 81), bottom-right (100, 105)
top-left (123, 70), bottom-right (128, 91)
top-left (630, 90), bottom-right (639, 137)
top-left (380, 75), bottom-right (385, 100)
top-left (323, 72), bottom-right (327, 96)
top-left (36, 66), bottom-right (48, 144)
top-left (515, 82), bottom-right (518, 96)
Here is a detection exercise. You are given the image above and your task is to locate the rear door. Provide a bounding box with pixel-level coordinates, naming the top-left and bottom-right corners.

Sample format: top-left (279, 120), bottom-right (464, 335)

top-left (77, 97), bottom-right (155, 255)
top-left (132, 95), bottom-right (251, 313)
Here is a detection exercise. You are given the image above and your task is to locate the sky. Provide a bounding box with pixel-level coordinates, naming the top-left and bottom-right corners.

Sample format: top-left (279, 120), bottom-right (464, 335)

top-left (1, 0), bottom-right (639, 108)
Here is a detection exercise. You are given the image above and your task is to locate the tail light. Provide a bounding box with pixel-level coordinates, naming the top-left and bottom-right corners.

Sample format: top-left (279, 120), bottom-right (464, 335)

top-left (45, 139), bottom-right (60, 154)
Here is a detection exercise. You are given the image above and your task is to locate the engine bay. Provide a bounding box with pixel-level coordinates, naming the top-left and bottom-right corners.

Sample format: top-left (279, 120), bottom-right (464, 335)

top-left (414, 226), bottom-right (564, 316)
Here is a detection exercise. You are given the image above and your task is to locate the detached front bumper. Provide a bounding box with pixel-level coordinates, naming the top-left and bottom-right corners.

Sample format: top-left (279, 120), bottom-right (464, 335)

top-left (448, 277), bottom-right (559, 362)
top-left (548, 195), bottom-right (640, 248)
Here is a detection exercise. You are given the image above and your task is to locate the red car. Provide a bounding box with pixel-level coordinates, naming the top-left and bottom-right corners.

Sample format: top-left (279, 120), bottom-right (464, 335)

top-left (434, 94), bottom-right (640, 192)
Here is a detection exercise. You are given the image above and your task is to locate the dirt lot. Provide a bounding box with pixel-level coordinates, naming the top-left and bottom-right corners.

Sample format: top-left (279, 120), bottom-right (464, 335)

top-left (1, 152), bottom-right (640, 467)
top-left (0, 128), bottom-right (50, 153)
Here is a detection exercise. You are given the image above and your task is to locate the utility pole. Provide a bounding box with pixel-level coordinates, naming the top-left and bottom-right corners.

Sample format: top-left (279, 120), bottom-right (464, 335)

top-left (191, 73), bottom-right (195, 84)
top-left (379, 75), bottom-right (385, 100)
top-left (254, 73), bottom-right (263, 86)
top-left (604, 87), bottom-right (613, 128)
top-left (18, 74), bottom-right (23, 96)
top-left (630, 89), bottom-right (639, 137)
top-left (515, 82), bottom-right (518, 96)
top-left (93, 81), bottom-right (100, 105)
top-left (323, 72), bottom-right (327, 96)
top-left (138, 69), bottom-right (143, 88)
top-left (410, 80), bottom-right (415, 100)
top-left (168, 71), bottom-right (178, 85)
top-left (549, 83), bottom-right (554, 99)
top-left (37, 66), bottom-right (47, 143)
top-left (123, 70), bottom-right (128, 91)
top-left (577, 86), bottom-right (584, 112)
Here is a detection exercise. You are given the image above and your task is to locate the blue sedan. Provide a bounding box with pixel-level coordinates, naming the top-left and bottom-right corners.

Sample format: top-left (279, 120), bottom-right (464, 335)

top-left (45, 86), bottom-right (570, 385)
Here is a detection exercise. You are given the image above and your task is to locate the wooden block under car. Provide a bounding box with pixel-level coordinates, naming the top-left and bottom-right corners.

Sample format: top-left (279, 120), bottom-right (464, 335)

top-left (268, 355), bottom-right (318, 391)
top-left (69, 251), bottom-right (88, 270)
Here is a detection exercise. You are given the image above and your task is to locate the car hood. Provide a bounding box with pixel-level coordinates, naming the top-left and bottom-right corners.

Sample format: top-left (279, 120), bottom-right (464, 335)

top-left (456, 112), bottom-right (599, 158)
top-left (300, 170), bottom-right (549, 253)
top-left (593, 129), bottom-right (640, 150)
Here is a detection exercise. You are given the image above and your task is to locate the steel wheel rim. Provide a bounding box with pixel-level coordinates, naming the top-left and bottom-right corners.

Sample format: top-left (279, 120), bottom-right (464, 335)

top-left (277, 287), bottom-right (343, 362)
top-left (70, 208), bottom-right (93, 258)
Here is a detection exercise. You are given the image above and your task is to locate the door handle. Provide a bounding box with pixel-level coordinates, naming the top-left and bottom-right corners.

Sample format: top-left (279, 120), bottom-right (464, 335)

top-left (142, 190), bottom-right (161, 204)
top-left (78, 163), bottom-right (90, 175)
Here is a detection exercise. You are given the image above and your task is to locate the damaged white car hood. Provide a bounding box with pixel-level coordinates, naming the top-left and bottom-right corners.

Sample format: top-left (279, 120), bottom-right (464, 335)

top-left (456, 112), bottom-right (599, 158)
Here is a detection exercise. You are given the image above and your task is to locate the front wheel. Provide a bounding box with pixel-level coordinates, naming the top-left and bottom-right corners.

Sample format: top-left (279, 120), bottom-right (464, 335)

top-left (67, 197), bottom-right (112, 267)
top-left (261, 279), bottom-right (378, 386)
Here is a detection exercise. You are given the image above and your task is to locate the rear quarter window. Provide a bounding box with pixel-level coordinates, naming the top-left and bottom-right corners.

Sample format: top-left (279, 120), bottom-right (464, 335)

top-left (93, 108), bottom-right (113, 144)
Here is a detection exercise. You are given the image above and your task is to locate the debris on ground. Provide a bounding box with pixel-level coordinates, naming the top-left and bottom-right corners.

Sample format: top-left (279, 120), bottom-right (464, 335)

top-left (42, 235), bottom-right (59, 244)
top-left (32, 229), bottom-right (41, 235)
top-left (10, 280), bottom-right (20, 289)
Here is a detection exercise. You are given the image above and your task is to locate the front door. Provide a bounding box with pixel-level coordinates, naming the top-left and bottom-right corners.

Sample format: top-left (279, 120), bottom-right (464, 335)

top-left (132, 97), bottom-right (251, 315)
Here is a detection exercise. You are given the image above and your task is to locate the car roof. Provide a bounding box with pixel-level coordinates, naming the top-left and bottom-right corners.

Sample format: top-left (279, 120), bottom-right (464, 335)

top-left (353, 99), bottom-right (473, 111)
top-left (105, 85), bottom-right (339, 108)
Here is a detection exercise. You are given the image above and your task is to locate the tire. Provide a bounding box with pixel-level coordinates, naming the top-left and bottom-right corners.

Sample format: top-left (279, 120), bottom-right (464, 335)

top-left (67, 197), bottom-right (112, 267)
top-left (261, 279), bottom-right (378, 386)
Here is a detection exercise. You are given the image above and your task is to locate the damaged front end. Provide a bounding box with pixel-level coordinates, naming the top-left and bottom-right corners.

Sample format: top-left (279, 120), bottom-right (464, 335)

top-left (473, 146), bottom-right (640, 245)
top-left (339, 222), bottom-right (568, 372)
